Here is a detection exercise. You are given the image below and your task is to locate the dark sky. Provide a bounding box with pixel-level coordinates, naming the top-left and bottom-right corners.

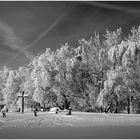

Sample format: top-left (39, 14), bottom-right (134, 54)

top-left (0, 1), bottom-right (140, 69)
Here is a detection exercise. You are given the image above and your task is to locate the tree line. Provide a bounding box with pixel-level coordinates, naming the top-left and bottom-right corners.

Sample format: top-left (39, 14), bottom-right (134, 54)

top-left (0, 26), bottom-right (140, 113)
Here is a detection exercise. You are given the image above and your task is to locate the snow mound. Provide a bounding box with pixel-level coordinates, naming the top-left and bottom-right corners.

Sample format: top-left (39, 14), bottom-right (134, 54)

top-left (49, 107), bottom-right (60, 112)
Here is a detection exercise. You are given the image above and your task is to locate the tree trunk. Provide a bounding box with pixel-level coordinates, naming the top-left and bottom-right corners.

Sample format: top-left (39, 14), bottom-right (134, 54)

top-left (127, 95), bottom-right (130, 114)
top-left (105, 102), bottom-right (112, 113)
top-left (101, 70), bottom-right (104, 89)
top-left (96, 76), bottom-right (100, 95)
top-left (62, 94), bottom-right (70, 109)
top-left (114, 100), bottom-right (119, 113)
top-left (42, 102), bottom-right (46, 109)
top-left (127, 95), bottom-right (133, 114)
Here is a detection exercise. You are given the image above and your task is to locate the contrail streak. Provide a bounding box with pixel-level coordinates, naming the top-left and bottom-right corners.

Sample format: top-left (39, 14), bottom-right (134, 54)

top-left (5, 7), bottom-right (72, 67)
top-left (0, 20), bottom-right (35, 61)
top-left (84, 1), bottom-right (140, 15)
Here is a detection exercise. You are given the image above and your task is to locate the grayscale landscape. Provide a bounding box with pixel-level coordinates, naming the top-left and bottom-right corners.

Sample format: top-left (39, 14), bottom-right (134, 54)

top-left (0, 1), bottom-right (140, 139)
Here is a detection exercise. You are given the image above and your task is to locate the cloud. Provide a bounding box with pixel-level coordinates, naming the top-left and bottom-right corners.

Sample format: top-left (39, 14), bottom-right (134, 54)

top-left (0, 19), bottom-right (35, 61)
top-left (4, 6), bottom-right (73, 67)
top-left (84, 2), bottom-right (140, 15)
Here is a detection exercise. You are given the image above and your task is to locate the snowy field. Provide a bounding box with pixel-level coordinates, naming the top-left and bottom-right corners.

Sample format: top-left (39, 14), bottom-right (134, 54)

top-left (0, 111), bottom-right (140, 138)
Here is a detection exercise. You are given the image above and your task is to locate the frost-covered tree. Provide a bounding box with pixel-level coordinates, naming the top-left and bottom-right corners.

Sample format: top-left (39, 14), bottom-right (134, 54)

top-left (2, 69), bottom-right (22, 110)
top-left (97, 27), bottom-right (140, 114)
top-left (72, 33), bottom-right (109, 111)
top-left (30, 49), bottom-right (57, 108)
top-left (0, 66), bottom-right (10, 107)
top-left (54, 44), bottom-right (75, 109)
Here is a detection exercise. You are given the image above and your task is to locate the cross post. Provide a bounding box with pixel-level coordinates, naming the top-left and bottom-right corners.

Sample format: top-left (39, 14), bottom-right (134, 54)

top-left (22, 91), bottom-right (24, 114)
top-left (18, 91), bottom-right (28, 114)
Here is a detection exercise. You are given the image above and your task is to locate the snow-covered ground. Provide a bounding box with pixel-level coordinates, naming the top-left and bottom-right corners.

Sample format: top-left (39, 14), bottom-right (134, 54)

top-left (0, 111), bottom-right (140, 138)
